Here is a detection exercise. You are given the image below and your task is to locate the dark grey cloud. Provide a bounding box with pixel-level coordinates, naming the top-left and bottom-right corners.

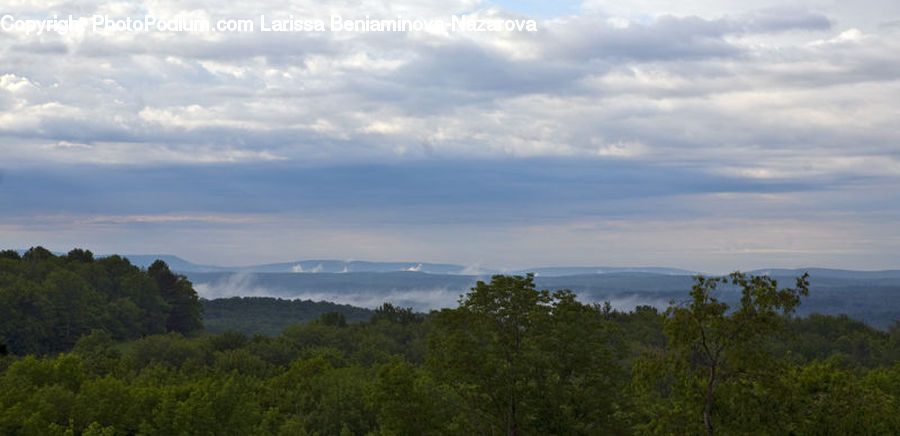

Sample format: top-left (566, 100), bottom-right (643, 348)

top-left (0, 158), bottom-right (867, 225)
top-left (740, 8), bottom-right (833, 33)
top-left (1, 1), bottom-right (898, 270)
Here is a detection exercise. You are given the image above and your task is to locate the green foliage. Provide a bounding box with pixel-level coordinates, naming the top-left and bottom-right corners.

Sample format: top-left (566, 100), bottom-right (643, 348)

top-left (782, 360), bottom-right (900, 433)
top-left (0, 248), bottom-right (203, 355)
top-left (148, 260), bottom-right (203, 335)
top-left (72, 330), bottom-right (121, 375)
top-left (428, 274), bottom-right (628, 435)
top-left (201, 297), bottom-right (373, 336)
top-left (1, 265), bottom-right (898, 435)
top-left (778, 313), bottom-right (899, 367)
top-left (368, 357), bottom-right (448, 435)
top-left (318, 311), bottom-right (348, 327)
top-left (633, 272), bottom-right (820, 435)
top-left (372, 302), bottom-right (423, 325)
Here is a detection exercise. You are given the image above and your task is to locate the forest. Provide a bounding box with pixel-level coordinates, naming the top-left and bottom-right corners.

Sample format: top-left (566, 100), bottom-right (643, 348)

top-left (1, 247), bottom-right (899, 435)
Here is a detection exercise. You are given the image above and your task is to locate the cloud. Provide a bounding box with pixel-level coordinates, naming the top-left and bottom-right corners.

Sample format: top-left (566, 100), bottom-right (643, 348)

top-left (190, 271), bottom-right (674, 311)
top-left (2, 1), bottom-right (899, 271)
top-left (193, 272), bottom-right (274, 299)
top-left (190, 272), bottom-right (469, 310)
top-left (82, 214), bottom-right (255, 224)
top-left (1, 2), bottom-right (894, 168)
top-left (598, 295), bottom-right (671, 312)
top-left (740, 8), bottom-right (833, 33)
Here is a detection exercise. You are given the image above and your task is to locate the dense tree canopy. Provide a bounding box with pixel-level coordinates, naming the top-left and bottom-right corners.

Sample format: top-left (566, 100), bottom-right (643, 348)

top-left (1, 255), bottom-right (899, 435)
top-left (633, 272), bottom-right (811, 434)
top-left (0, 247), bottom-right (202, 355)
top-left (203, 297), bottom-right (373, 336)
top-left (148, 260), bottom-right (203, 334)
top-left (428, 274), bottom-right (627, 434)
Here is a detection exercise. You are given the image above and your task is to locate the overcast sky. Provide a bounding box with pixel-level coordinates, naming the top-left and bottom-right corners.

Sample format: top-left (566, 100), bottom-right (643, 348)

top-left (1, 0), bottom-right (899, 273)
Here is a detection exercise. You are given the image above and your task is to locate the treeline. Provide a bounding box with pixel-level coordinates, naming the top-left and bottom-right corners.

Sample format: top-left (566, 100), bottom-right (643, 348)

top-left (0, 247), bottom-right (202, 355)
top-left (1, 250), bottom-right (900, 434)
top-left (203, 297), bottom-right (374, 336)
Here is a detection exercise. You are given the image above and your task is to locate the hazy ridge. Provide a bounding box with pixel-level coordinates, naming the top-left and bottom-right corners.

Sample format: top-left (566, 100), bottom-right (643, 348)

top-left (104, 254), bottom-right (900, 330)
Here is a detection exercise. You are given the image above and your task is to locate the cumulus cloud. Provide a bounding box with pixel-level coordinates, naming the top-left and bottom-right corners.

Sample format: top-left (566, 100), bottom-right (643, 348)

top-left (2, 0), bottom-right (899, 271)
top-left (1, 0), bottom-right (897, 170)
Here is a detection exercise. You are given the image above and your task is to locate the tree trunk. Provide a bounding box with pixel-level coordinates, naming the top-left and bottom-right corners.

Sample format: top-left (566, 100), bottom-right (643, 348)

top-left (704, 363), bottom-right (717, 436)
top-left (508, 385), bottom-right (517, 436)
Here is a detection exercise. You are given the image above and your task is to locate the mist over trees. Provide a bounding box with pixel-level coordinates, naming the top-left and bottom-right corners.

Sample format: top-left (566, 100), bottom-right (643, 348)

top-left (1, 248), bottom-right (899, 434)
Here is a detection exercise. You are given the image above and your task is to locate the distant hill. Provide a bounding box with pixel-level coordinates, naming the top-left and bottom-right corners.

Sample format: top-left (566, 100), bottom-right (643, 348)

top-left (121, 254), bottom-right (231, 272)
top-left (202, 297), bottom-right (374, 336)
top-left (120, 253), bottom-right (704, 276)
top-left (122, 255), bottom-right (479, 275)
top-left (19, 251), bottom-right (895, 280)
top-left (10, 249), bottom-right (900, 329)
top-left (232, 260), bottom-right (472, 274)
top-left (518, 266), bottom-right (699, 276)
top-left (749, 268), bottom-right (900, 281)
top-left (184, 269), bottom-right (900, 330)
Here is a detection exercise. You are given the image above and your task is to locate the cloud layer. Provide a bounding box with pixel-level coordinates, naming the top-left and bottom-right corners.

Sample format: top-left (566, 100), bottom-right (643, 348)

top-left (2, 0), bottom-right (899, 271)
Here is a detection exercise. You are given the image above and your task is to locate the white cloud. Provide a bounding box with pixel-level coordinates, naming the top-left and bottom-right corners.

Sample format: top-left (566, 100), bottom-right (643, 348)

top-left (810, 27), bottom-right (872, 46)
top-left (1, 1), bottom-right (897, 174)
top-left (0, 74), bottom-right (37, 93)
top-left (2, 0), bottom-right (899, 271)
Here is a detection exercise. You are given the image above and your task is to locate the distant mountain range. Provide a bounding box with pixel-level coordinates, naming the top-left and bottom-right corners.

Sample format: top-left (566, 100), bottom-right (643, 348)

top-left (122, 255), bottom-right (477, 275)
top-left (12, 250), bottom-right (900, 280)
top-left (119, 254), bottom-right (900, 281)
top-left (176, 269), bottom-right (900, 329)
top-left (748, 268), bottom-right (900, 280)
top-left (117, 255), bottom-right (900, 330)
top-left (120, 254), bottom-right (701, 276)
top-left (11, 250), bottom-right (900, 329)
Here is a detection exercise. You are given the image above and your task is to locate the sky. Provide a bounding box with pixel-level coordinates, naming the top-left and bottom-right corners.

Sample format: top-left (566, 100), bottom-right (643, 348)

top-left (1, 0), bottom-right (899, 273)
